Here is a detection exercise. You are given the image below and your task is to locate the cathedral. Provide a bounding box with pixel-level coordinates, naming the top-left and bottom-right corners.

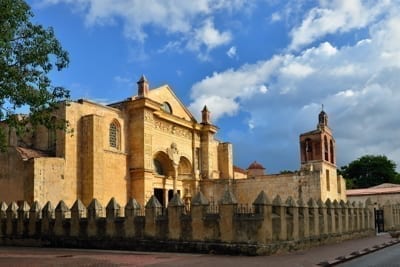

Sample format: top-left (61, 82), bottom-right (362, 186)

top-left (0, 76), bottom-right (346, 207)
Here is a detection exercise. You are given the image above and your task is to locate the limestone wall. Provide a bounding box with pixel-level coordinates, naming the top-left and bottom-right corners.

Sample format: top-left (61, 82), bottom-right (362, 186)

top-left (0, 191), bottom-right (391, 256)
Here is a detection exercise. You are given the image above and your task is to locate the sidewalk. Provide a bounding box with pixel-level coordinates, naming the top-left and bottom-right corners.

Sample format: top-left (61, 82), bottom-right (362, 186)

top-left (0, 233), bottom-right (398, 267)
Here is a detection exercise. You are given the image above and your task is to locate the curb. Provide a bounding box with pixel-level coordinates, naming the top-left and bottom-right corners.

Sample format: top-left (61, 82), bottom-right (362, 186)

top-left (316, 238), bottom-right (400, 266)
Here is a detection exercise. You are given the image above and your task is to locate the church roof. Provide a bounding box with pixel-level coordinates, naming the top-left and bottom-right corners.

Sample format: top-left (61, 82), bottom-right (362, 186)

top-left (346, 184), bottom-right (400, 196)
top-left (15, 147), bottom-right (51, 160)
top-left (247, 161), bottom-right (265, 170)
top-left (233, 165), bottom-right (247, 174)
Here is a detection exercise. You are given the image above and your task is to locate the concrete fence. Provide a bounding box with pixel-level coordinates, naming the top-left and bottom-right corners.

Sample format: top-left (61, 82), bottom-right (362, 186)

top-left (1, 190), bottom-right (399, 255)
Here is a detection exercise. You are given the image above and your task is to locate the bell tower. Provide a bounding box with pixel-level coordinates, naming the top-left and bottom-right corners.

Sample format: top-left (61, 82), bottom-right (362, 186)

top-left (299, 108), bottom-right (336, 169)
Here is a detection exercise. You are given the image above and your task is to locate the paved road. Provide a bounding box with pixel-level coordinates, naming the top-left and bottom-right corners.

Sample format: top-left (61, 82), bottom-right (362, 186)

top-left (338, 242), bottom-right (400, 267)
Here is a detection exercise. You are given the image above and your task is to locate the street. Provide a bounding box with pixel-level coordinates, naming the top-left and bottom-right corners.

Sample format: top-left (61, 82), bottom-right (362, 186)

top-left (338, 242), bottom-right (400, 267)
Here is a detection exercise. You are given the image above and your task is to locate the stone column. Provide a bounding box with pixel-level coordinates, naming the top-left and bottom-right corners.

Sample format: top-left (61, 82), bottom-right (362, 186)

top-left (219, 190), bottom-right (238, 242)
top-left (286, 196), bottom-right (299, 240)
top-left (70, 199), bottom-right (87, 237)
top-left (6, 202), bottom-right (18, 236)
top-left (383, 201), bottom-right (394, 231)
top-left (297, 198), bottom-right (309, 239)
top-left (253, 191), bottom-right (272, 243)
top-left (17, 201), bottom-right (30, 236)
top-left (54, 201), bottom-right (70, 236)
top-left (106, 198), bottom-right (121, 237)
top-left (41, 202), bottom-right (54, 237)
top-left (308, 198), bottom-right (319, 237)
top-left (273, 195), bottom-right (287, 241)
top-left (340, 200), bottom-right (348, 233)
top-left (168, 194), bottom-right (184, 240)
top-left (191, 191), bottom-right (209, 241)
top-left (87, 199), bottom-right (103, 237)
top-left (124, 198), bottom-right (141, 238)
top-left (0, 202), bottom-right (8, 237)
top-left (325, 199), bottom-right (335, 235)
top-left (144, 196), bottom-right (162, 238)
top-left (317, 199), bottom-right (328, 236)
top-left (28, 201), bottom-right (41, 237)
top-left (333, 200), bottom-right (342, 234)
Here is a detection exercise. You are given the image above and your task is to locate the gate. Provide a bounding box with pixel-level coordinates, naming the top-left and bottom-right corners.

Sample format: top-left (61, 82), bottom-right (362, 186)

top-left (375, 209), bottom-right (384, 233)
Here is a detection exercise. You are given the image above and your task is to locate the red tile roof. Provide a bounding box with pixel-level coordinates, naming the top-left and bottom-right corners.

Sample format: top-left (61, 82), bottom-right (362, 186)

top-left (346, 185), bottom-right (400, 196)
top-left (15, 147), bottom-right (50, 160)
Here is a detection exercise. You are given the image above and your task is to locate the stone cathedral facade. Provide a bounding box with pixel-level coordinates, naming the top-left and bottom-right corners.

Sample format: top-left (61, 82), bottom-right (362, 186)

top-left (0, 76), bottom-right (346, 207)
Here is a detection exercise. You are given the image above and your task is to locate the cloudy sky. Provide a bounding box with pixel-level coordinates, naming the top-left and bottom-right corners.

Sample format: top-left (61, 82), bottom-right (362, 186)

top-left (30, 0), bottom-right (400, 172)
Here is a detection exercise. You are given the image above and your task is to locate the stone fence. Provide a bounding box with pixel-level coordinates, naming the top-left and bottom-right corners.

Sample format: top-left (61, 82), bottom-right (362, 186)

top-left (1, 190), bottom-right (399, 255)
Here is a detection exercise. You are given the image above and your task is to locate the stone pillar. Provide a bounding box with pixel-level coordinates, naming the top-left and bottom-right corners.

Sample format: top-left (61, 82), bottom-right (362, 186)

top-left (6, 202), bottom-right (18, 236)
top-left (317, 199), bottom-right (328, 236)
top-left (333, 200), bottom-right (342, 234)
top-left (340, 200), bottom-right (348, 233)
top-left (325, 199), bottom-right (335, 235)
top-left (219, 190), bottom-right (238, 242)
top-left (41, 201), bottom-right (54, 237)
top-left (124, 198), bottom-right (141, 238)
top-left (359, 202), bottom-right (365, 230)
top-left (286, 196), bottom-right (299, 240)
top-left (253, 191), bottom-right (272, 243)
top-left (308, 198), bottom-right (319, 237)
top-left (70, 199), bottom-right (87, 237)
top-left (17, 201), bottom-right (30, 236)
top-left (28, 202), bottom-right (41, 237)
top-left (87, 199), bottom-right (103, 237)
top-left (144, 196), bottom-right (162, 238)
top-left (168, 194), bottom-right (184, 240)
top-left (106, 198), bottom-right (121, 237)
top-left (0, 202), bottom-right (8, 237)
top-left (365, 198), bottom-right (374, 230)
top-left (273, 195), bottom-right (287, 241)
top-left (54, 201), bottom-right (70, 236)
top-left (383, 201), bottom-right (394, 231)
top-left (297, 198), bottom-right (309, 239)
top-left (191, 191), bottom-right (209, 241)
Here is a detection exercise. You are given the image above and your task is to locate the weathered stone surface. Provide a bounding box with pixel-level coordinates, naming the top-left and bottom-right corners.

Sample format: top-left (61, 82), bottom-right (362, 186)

top-left (219, 190), bottom-right (237, 205)
top-left (191, 191), bottom-right (209, 205)
top-left (145, 196), bottom-right (162, 208)
top-left (253, 191), bottom-right (270, 205)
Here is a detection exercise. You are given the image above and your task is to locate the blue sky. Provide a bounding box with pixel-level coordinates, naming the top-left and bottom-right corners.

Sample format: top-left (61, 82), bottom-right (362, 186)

top-left (29, 0), bottom-right (400, 173)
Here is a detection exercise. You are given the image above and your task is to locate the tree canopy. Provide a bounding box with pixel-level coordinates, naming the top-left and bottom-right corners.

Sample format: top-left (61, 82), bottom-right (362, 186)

top-left (340, 155), bottom-right (399, 189)
top-left (0, 0), bottom-right (70, 150)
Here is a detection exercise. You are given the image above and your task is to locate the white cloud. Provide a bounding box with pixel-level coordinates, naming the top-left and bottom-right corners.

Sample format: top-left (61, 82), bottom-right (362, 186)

top-left (226, 46), bottom-right (237, 58)
top-left (189, 2), bottom-right (400, 171)
top-left (289, 0), bottom-right (390, 50)
top-left (39, 0), bottom-right (246, 55)
top-left (270, 12), bottom-right (281, 22)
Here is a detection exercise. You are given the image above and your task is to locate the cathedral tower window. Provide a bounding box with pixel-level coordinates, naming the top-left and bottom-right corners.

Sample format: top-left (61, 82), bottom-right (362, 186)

top-left (324, 136), bottom-right (329, 161)
top-left (330, 139), bottom-right (335, 164)
top-left (109, 120), bottom-right (121, 149)
top-left (326, 169), bottom-right (330, 191)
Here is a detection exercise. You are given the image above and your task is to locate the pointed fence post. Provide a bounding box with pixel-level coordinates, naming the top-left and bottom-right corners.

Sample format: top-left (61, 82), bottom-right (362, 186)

top-left (308, 198), bottom-right (319, 237)
top-left (333, 200), bottom-right (341, 234)
top-left (317, 199), bottom-right (328, 236)
top-left (87, 199), bottom-right (104, 237)
top-left (106, 198), bottom-right (121, 237)
top-left (358, 202), bottom-right (365, 230)
top-left (144, 196), bottom-right (162, 238)
top-left (272, 195), bottom-right (287, 241)
top-left (0, 202), bottom-right (8, 237)
top-left (6, 202), bottom-right (18, 236)
top-left (124, 198), bottom-right (141, 238)
top-left (191, 191), bottom-right (209, 241)
top-left (365, 198), bottom-right (374, 230)
top-left (253, 191), bottom-right (272, 243)
top-left (28, 202), bottom-right (41, 237)
top-left (297, 198), bottom-right (309, 239)
top-left (70, 199), bottom-right (87, 237)
top-left (41, 202), bottom-right (54, 237)
top-left (168, 194), bottom-right (185, 240)
top-left (383, 201), bottom-right (393, 231)
top-left (340, 200), bottom-right (348, 233)
top-left (17, 201), bottom-right (30, 236)
top-left (219, 190), bottom-right (238, 242)
top-left (286, 196), bottom-right (299, 240)
top-left (54, 201), bottom-right (70, 236)
top-left (325, 199), bottom-right (335, 235)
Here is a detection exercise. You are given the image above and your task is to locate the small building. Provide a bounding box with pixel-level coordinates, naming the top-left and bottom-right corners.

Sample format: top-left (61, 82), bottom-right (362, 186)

top-left (347, 183), bottom-right (400, 206)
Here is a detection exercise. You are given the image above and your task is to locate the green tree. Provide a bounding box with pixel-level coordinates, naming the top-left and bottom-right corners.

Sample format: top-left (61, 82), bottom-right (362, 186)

top-left (0, 0), bottom-right (69, 150)
top-left (340, 155), bottom-right (398, 189)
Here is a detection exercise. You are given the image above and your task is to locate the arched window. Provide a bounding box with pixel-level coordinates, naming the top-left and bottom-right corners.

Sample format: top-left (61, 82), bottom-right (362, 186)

top-left (109, 120), bottom-right (121, 149)
top-left (324, 136), bottom-right (329, 161)
top-left (162, 102), bottom-right (172, 114)
top-left (329, 139), bottom-right (335, 164)
top-left (153, 159), bottom-right (164, 175)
